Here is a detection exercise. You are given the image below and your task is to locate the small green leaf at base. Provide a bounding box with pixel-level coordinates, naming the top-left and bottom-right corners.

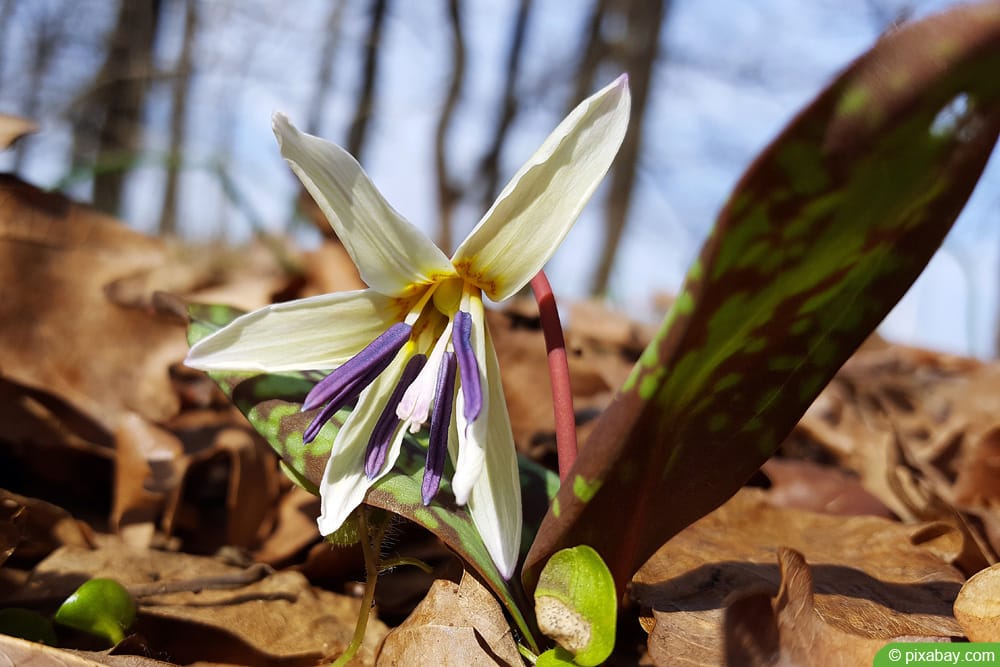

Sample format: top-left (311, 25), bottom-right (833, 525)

top-left (0, 608), bottom-right (57, 645)
top-left (54, 578), bottom-right (136, 646)
top-left (536, 647), bottom-right (579, 666)
top-left (535, 545), bottom-right (616, 666)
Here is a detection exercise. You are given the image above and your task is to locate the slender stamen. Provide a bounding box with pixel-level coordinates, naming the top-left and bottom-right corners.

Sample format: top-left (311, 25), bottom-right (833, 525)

top-left (302, 322), bottom-right (412, 412)
top-left (364, 354), bottom-right (427, 478)
top-left (397, 318), bottom-right (454, 432)
top-left (451, 310), bottom-right (482, 425)
top-left (422, 351), bottom-right (457, 505)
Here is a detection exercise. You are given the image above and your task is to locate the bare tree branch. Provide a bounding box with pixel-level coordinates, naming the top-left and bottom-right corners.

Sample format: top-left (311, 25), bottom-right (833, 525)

top-left (434, 0), bottom-right (465, 253)
top-left (159, 0), bottom-right (199, 235)
top-left (476, 0), bottom-right (532, 211)
top-left (12, 6), bottom-right (60, 171)
top-left (86, 0), bottom-right (163, 216)
top-left (306, 0), bottom-right (347, 136)
top-left (590, 0), bottom-right (668, 296)
top-left (346, 0), bottom-right (388, 160)
top-left (567, 0), bottom-right (612, 115)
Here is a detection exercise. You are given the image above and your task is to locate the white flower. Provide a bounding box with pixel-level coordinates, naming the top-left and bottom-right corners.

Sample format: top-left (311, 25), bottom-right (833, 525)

top-left (186, 76), bottom-right (630, 578)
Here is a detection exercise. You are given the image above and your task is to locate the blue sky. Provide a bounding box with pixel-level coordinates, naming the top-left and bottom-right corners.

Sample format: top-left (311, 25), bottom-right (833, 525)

top-left (3, 0), bottom-right (998, 356)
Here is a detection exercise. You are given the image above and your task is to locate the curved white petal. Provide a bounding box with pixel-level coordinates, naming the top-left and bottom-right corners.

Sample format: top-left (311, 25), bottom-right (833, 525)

top-left (186, 289), bottom-right (400, 372)
top-left (273, 113), bottom-right (454, 297)
top-left (464, 326), bottom-right (522, 579)
top-left (451, 296), bottom-right (488, 505)
top-left (452, 76), bottom-right (631, 301)
top-left (317, 352), bottom-right (411, 535)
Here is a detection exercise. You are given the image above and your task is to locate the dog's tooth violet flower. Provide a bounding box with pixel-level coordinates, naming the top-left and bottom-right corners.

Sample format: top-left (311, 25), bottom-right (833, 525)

top-left (185, 76), bottom-right (630, 578)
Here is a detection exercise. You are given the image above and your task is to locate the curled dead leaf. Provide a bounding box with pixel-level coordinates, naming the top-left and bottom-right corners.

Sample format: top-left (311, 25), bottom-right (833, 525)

top-left (376, 571), bottom-right (521, 666)
top-left (633, 489), bottom-right (963, 665)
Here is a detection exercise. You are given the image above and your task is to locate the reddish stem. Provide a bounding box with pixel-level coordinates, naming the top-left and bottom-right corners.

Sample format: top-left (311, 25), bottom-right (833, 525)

top-left (530, 271), bottom-right (577, 481)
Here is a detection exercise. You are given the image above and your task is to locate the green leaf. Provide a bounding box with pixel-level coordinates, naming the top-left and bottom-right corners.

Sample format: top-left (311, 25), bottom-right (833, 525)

top-left (525, 2), bottom-right (1000, 597)
top-left (53, 578), bottom-right (136, 646)
top-left (0, 608), bottom-right (57, 646)
top-left (536, 647), bottom-right (579, 666)
top-left (534, 545), bottom-right (616, 666)
top-left (186, 304), bottom-right (556, 651)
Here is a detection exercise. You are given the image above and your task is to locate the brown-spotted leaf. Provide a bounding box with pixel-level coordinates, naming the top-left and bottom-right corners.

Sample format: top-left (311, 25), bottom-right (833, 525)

top-left (525, 2), bottom-right (1000, 596)
top-left (632, 489), bottom-right (963, 665)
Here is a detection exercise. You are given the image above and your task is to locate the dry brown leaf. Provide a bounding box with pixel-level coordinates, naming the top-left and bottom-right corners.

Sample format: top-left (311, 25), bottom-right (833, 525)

top-left (0, 489), bottom-right (92, 567)
top-left (298, 241), bottom-right (366, 296)
top-left (954, 562), bottom-right (1000, 640)
top-left (168, 241), bottom-right (300, 313)
top-left (761, 458), bottom-right (892, 517)
top-left (487, 305), bottom-right (617, 460)
top-left (253, 486), bottom-right (320, 566)
top-left (724, 548), bottom-right (944, 666)
top-left (20, 544), bottom-right (386, 665)
top-left (567, 299), bottom-right (653, 390)
top-left (790, 344), bottom-right (1000, 570)
top-left (0, 633), bottom-right (176, 666)
top-left (376, 571), bottom-right (521, 666)
top-left (632, 489), bottom-right (963, 666)
top-left (209, 427), bottom-right (280, 548)
top-left (112, 414), bottom-right (186, 548)
top-left (0, 114), bottom-right (38, 150)
top-left (0, 176), bottom-right (187, 431)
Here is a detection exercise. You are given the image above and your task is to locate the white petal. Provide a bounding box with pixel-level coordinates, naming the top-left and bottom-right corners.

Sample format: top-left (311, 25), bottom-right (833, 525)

top-left (463, 327), bottom-right (522, 579)
top-left (451, 75), bottom-right (631, 301)
top-left (451, 296), bottom-right (488, 505)
top-left (317, 352), bottom-right (410, 535)
top-left (186, 289), bottom-right (399, 372)
top-left (273, 113), bottom-right (454, 297)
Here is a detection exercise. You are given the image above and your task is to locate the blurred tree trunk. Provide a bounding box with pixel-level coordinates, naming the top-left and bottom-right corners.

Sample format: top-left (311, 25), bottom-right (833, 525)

top-left (568, 0), bottom-right (612, 116)
top-left (86, 0), bottom-right (163, 216)
top-left (346, 0), bottom-right (388, 161)
top-left (159, 0), bottom-right (198, 236)
top-left (589, 0), bottom-right (667, 296)
top-left (477, 0), bottom-right (532, 211)
top-left (306, 0), bottom-right (347, 136)
top-left (435, 0), bottom-right (465, 253)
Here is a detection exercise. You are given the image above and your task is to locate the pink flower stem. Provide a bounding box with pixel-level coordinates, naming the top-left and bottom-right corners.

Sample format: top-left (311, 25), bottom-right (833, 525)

top-left (530, 270), bottom-right (577, 481)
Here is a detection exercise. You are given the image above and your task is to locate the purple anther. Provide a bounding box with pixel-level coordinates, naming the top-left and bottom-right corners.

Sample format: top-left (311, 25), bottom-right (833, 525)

top-left (421, 351), bottom-right (457, 505)
top-left (302, 322), bottom-right (412, 412)
top-left (451, 311), bottom-right (482, 424)
top-left (364, 354), bottom-right (427, 478)
top-left (301, 322), bottom-right (412, 444)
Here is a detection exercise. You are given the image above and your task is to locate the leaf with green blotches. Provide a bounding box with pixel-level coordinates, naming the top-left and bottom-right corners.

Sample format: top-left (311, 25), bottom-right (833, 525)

top-left (525, 2), bottom-right (1000, 597)
top-left (534, 546), bottom-right (616, 666)
top-left (53, 578), bottom-right (136, 645)
top-left (186, 304), bottom-right (554, 650)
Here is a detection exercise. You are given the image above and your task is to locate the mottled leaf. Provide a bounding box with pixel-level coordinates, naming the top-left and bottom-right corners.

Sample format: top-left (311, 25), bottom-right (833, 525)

top-left (525, 3), bottom-right (1000, 596)
top-left (186, 303), bottom-right (550, 650)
